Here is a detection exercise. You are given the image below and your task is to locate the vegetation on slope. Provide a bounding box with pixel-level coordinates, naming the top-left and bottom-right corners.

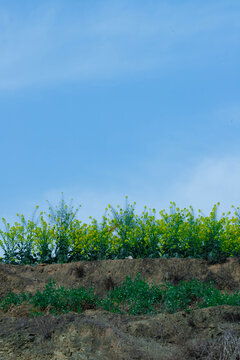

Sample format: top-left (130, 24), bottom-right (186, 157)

top-left (1, 274), bottom-right (240, 317)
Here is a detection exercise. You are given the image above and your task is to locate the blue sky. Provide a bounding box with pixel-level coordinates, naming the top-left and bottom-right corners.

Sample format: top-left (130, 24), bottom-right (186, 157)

top-left (0, 0), bottom-right (240, 255)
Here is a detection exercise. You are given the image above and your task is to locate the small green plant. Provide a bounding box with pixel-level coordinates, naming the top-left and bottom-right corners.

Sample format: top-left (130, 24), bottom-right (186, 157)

top-left (0, 206), bottom-right (40, 265)
top-left (100, 273), bottom-right (163, 315)
top-left (197, 203), bottom-right (228, 264)
top-left (0, 291), bottom-right (33, 312)
top-left (0, 218), bottom-right (21, 264)
top-left (107, 196), bottom-right (138, 259)
top-left (30, 277), bottom-right (97, 315)
top-left (47, 194), bottom-right (81, 264)
top-left (159, 278), bottom-right (218, 313)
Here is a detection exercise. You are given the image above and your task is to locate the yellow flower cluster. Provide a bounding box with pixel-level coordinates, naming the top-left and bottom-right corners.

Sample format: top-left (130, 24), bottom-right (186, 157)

top-left (0, 201), bottom-right (240, 264)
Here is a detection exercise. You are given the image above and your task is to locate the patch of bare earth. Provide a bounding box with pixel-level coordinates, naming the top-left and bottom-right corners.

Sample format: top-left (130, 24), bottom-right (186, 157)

top-left (1, 257), bottom-right (240, 359)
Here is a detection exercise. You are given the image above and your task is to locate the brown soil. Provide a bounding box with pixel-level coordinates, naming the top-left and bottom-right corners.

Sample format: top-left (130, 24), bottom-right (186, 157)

top-left (1, 257), bottom-right (240, 359)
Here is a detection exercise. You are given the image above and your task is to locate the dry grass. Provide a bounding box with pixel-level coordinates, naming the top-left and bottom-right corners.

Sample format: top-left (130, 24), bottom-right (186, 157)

top-left (183, 329), bottom-right (240, 360)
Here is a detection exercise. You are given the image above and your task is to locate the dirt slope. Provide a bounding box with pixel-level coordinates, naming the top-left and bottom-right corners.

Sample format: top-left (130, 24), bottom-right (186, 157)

top-left (1, 257), bottom-right (240, 359)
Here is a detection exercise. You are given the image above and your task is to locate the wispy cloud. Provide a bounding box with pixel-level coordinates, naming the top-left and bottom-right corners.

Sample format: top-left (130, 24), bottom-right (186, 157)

top-left (0, 0), bottom-right (239, 90)
top-left (164, 154), bottom-right (240, 218)
top-left (1, 152), bottom-right (240, 233)
top-left (1, 154), bottom-right (239, 259)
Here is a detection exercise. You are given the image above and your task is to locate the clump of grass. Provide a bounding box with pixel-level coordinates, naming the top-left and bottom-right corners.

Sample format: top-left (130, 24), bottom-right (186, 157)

top-left (0, 290), bottom-right (33, 312)
top-left (30, 278), bottom-right (98, 316)
top-left (99, 273), bottom-right (163, 315)
top-left (158, 278), bottom-right (226, 313)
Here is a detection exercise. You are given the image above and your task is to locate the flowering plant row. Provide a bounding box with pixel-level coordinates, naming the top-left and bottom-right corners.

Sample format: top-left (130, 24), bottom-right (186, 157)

top-left (0, 197), bottom-right (240, 265)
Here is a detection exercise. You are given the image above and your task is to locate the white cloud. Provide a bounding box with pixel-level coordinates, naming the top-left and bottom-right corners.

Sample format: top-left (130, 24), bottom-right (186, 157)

top-left (40, 154), bottom-right (240, 223)
top-left (165, 154), bottom-right (240, 218)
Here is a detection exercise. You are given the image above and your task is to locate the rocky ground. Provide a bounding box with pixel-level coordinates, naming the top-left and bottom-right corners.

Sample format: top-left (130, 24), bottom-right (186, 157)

top-left (1, 257), bottom-right (240, 359)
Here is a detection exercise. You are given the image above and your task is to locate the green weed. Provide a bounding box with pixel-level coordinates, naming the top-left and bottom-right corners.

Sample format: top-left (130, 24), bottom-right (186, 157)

top-left (30, 277), bottom-right (97, 315)
top-left (99, 273), bottom-right (163, 315)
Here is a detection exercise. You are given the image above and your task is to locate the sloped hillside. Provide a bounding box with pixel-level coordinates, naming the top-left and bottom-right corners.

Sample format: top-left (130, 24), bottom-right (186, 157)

top-left (1, 257), bottom-right (240, 359)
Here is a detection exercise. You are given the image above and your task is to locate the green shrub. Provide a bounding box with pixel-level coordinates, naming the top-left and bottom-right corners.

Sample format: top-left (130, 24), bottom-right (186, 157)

top-left (100, 273), bottom-right (163, 315)
top-left (30, 278), bottom-right (97, 315)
